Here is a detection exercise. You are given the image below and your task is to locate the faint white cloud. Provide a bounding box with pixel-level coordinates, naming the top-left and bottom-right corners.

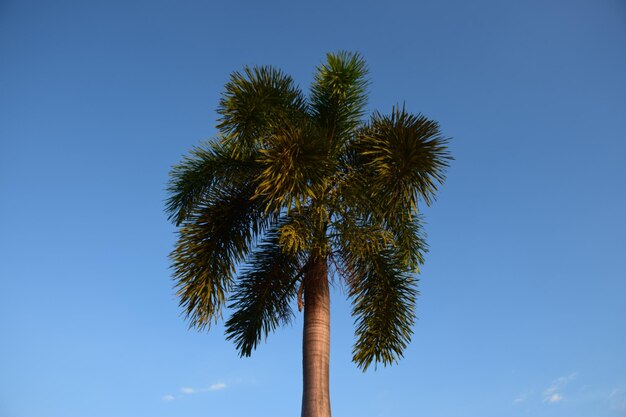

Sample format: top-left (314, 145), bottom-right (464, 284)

top-left (548, 393), bottom-right (564, 403)
top-left (513, 393), bottom-right (529, 404)
top-left (162, 394), bottom-right (175, 401)
top-left (180, 383), bottom-right (227, 395)
top-left (543, 373), bottom-right (576, 404)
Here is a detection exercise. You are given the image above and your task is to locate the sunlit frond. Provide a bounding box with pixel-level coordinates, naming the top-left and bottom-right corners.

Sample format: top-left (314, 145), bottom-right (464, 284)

top-left (310, 51), bottom-right (369, 148)
top-left (254, 122), bottom-right (332, 212)
top-left (278, 211), bottom-right (316, 255)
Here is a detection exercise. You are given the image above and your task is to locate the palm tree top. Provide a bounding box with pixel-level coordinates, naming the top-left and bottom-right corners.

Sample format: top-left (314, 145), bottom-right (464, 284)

top-left (166, 51), bottom-right (451, 371)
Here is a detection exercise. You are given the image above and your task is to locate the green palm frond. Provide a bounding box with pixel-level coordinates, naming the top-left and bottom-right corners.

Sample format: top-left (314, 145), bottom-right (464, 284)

top-left (171, 185), bottom-right (268, 330)
top-left (385, 212), bottom-right (427, 272)
top-left (310, 51), bottom-right (369, 146)
top-left (225, 228), bottom-right (301, 357)
top-left (254, 122), bottom-right (332, 212)
top-left (356, 105), bottom-right (452, 208)
top-left (345, 248), bottom-right (418, 371)
top-left (332, 212), bottom-right (421, 371)
top-left (166, 140), bottom-right (259, 226)
top-left (330, 189), bottom-right (427, 274)
top-left (278, 211), bottom-right (316, 255)
top-left (331, 214), bottom-right (394, 271)
top-left (217, 66), bottom-right (307, 157)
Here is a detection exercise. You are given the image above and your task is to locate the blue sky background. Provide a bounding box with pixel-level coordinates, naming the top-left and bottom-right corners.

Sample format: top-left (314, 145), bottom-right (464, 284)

top-left (1, 0), bottom-right (625, 416)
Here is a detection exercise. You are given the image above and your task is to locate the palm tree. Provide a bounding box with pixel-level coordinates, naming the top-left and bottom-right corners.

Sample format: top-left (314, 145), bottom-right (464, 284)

top-left (166, 51), bottom-right (451, 417)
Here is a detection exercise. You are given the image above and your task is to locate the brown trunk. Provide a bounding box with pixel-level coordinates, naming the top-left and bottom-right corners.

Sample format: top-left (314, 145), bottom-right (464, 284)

top-left (301, 256), bottom-right (332, 417)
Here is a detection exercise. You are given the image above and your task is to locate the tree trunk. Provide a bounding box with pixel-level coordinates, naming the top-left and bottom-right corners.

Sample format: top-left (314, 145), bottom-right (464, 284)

top-left (301, 256), bottom-right (332, 417)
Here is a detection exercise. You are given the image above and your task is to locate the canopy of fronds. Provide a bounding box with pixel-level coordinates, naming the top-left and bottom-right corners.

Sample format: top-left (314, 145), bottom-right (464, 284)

top-left (166, 52), bottom-right (451, 370)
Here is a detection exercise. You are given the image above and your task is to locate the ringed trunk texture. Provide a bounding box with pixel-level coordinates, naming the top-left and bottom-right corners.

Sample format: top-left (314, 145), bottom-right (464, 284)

top-left (301, 257), bottom-right (331, 417)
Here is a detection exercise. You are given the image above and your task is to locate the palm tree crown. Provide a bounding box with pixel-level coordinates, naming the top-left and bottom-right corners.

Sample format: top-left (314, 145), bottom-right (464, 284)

top-left (166, 51), bottom-right (451, 416)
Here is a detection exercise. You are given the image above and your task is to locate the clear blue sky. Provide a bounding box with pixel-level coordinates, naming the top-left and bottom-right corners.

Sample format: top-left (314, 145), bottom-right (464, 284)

top-left (1, 1), bottom-right (625, 416)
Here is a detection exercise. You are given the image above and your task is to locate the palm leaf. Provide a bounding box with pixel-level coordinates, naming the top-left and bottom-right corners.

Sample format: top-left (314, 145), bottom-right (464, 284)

top-left (217, 65), bottom-right (308, 157)
top-left (344, 247), bottom-right (418, 371)
top-left (310, 51), bottom-right (369, 148)
top-left (253, 121), bottom-right (332, 213)
top-left (225, 227), bottom-right (301, 356)
top-left (385, 212), bottom-right (427, 272)
top-left (171, 184), bottom-right (268, 330)
top-left (355, 105), bottom-right (452, 209)
top-left (165, 140), bottom-right (259, 226)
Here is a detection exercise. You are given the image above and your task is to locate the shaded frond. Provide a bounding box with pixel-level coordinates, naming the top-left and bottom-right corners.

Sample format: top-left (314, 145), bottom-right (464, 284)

top-left (345, 248), bottom-right (418, 371)
top-left (217, 66), bottom-right (307, 156)
top-left (166, 140), bottom-right (258, 226)
top-left (332, 212), bottom-right (421, 371)
top-left (356, 106), bottom-right (452, 208)
top-left (310, 51), bottom-right (369, 146)
top-left (385, 213), bottom-right (428, 272)
top-left (330, 214), bottom-right (394, 275)
top-left (171, 186), bottom-right (268, 330)
top-left (225, 229), bottom-right (301, 356)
